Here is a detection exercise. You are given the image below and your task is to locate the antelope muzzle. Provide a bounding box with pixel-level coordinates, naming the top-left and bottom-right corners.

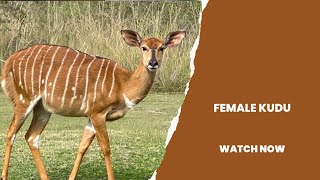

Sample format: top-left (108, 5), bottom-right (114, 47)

top-left (147, 49), bottom-right (159, 71)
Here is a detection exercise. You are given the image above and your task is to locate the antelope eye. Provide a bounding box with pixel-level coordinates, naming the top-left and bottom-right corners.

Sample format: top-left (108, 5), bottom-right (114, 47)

top-left (159, 47), bottom-right (165, 51)
top-left (142, 47), bottom-right (147, 51)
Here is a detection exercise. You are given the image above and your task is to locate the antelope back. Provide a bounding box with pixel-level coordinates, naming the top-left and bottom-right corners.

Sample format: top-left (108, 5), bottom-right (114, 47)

top-left (3, 44), bottom-right (120, 116)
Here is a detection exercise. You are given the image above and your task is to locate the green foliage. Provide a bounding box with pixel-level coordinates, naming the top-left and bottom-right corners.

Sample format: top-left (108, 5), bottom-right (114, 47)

top-left (0, 1), bottom-right (201, 92)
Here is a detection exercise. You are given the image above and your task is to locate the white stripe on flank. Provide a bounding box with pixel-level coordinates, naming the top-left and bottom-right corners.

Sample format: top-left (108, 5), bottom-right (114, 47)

top-left (61, 50), bottom-right (80, 108)
top-left (12, 51), bottom-right (24, 78)
top-left (101, 60), bottom-right (110, 93)
top-left (23, 45), bottom-right (38, 93)
top-left (51, 48), bottom-right (70, 103)
top-left (18, 61), bottom-right (23, 88)
top-left (81, 57), bottom-right (96, 112)
top-left (92, 59), bottom-right (105, 108)
top-left (70, 54), bottom-right (87, 107)
top-left (19, 47), bottom-right (32, 89)
top-left (31, 45), bottom-right (46, 95)
top-left (39, 46), bottom-right (53, 95)
top-left (108, 63), bottom-right (117, 98)
top-left (44, 46), bottom-right (60, 100)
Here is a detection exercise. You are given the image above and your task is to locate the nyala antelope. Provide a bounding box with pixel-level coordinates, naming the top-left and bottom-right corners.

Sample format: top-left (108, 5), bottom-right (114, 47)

top-left (1, 30), bottom-right (185, 180)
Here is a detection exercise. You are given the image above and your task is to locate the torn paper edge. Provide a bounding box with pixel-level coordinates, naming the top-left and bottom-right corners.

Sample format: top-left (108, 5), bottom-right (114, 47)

top-left (149, 0), bottom-right (209, 179)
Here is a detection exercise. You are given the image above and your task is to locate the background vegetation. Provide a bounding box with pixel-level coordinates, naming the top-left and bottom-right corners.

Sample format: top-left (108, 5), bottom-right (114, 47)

top-left (0, 1), bottom-right (201, 92)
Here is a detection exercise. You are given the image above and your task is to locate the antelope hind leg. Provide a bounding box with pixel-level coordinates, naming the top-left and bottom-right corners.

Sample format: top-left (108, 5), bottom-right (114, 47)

top-left (1, 106), bottom-right (31, 180)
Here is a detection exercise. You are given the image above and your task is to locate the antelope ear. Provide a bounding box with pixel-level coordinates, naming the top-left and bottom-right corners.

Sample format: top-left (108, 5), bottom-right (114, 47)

top-left (164, 31), bottom-right (186, 48)
top-left (121, 30), bottom-right (142, 47)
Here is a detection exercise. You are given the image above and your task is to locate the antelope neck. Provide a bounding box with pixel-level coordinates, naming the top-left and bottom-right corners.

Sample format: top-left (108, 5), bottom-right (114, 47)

top-left (124, 61), bottom-right (156, 104)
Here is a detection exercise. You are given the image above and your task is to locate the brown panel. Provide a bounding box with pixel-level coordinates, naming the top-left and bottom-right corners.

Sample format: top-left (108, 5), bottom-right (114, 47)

top-left (157, 0), bottom-right (320, 179)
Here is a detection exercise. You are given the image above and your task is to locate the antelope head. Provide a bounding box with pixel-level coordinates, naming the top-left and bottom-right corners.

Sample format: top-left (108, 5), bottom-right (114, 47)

top-left (121, 30), bottom-right (186, 72)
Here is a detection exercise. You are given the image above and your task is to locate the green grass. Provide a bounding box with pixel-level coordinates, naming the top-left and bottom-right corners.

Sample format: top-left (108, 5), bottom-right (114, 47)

top-left (0, 93), bottom-right (184, 179)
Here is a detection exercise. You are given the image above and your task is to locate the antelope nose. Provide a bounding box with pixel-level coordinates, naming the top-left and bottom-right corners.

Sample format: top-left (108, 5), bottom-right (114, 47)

top-left (148, 60), bottom-right (158, 68)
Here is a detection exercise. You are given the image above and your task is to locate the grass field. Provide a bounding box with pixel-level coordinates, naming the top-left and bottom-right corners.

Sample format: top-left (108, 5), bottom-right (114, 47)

top-left (0, 93), bottom-right (184, 179)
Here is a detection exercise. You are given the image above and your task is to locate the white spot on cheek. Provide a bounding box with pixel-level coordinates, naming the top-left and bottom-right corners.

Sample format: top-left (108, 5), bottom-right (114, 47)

top-left (42, 79), bottom-right (44, 84)
top-left (72, 87), bottom-right (75, 91)
top-left (49, 82), bottom-right (52, 86)
top-left (11, 134), bottom-right (16, 144)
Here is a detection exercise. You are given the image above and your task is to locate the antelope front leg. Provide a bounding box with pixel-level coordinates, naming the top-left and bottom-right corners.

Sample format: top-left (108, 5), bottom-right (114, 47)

top-left (69, 120), bottom-right (96, 180)
top-left (24, 119), bottom-right (51, 180)
top-left (89, 113), bottom-right (114, 180)
top-left (24, 103), bottom-right (51, 180)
